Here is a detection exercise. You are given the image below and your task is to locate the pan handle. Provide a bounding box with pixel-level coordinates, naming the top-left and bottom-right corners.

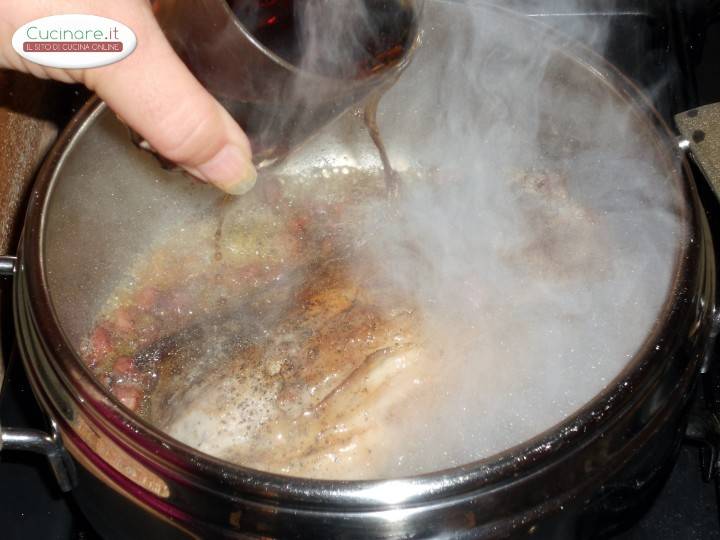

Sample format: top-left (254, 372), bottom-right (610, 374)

top-left (0, 255), bottom-right (76, 492)
top-left (675, 103), bottom-right (720, 196)
top-left (676, 104), bottom-right (720, 479)
top-left (676, 103), bottom-right (720, 374)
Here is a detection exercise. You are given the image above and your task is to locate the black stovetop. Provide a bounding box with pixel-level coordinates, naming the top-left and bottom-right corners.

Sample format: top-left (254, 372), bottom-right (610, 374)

top-left (3, 2), bottom-right (720, 538)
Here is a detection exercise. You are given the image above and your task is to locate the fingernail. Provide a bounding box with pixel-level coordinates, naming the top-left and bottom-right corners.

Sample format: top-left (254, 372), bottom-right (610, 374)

top-left (195, 144), bottom-right (257, 195)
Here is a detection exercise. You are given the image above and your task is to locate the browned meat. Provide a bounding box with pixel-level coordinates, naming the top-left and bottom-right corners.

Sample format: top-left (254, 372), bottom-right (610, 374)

top-left (506, 169), bottom-right (607, 280)
top-left (145, 254), bottom-right (429, 479)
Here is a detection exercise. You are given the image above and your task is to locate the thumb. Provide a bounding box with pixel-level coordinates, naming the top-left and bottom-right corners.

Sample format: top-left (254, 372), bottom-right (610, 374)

top-left (84, 4), bottom-right (257, 195)
top-left (0, 0), bottom-right (257, 195)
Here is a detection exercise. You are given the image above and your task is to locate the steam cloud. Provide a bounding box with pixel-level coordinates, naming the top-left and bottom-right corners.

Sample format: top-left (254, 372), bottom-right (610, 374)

top-left (76, 0), bottom-right (686, 479)
top-left (284, 0), bottom-right (685, 474)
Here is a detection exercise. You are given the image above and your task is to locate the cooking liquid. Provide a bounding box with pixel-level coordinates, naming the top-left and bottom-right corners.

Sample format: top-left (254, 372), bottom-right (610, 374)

top-left (214, 98), bottom-right (400, 263)
top-left (214, 0), bottom-right (423, 169)
top-left (83, 153), bottom-right (683, 480)
top-left (226, 0), bottom-right (418, 79)
top-left (212, 0), bottom-right (416, 255)
top-left (363, 86), bottom-right (402, 197)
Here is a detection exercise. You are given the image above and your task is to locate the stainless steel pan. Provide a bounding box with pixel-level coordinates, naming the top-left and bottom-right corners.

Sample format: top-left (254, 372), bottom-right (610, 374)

top-left (1, 1), bottom-right (719, 538)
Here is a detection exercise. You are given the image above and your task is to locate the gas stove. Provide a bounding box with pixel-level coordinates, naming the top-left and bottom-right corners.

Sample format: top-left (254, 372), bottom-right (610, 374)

top-left (2, 2), bottom-right (720, 538)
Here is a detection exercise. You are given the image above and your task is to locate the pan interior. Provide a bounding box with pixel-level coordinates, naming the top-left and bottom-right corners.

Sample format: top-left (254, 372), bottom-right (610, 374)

top-left (41, 1), bottom-right (687, 480)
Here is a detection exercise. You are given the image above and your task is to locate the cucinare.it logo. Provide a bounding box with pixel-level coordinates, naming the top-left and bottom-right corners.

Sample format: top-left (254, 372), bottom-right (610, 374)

top-left (11, 14), bottom-right (137, 69)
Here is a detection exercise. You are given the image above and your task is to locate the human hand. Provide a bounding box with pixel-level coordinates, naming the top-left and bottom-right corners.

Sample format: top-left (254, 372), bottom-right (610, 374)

top-left (0, 0), bottom-right (257, 195)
